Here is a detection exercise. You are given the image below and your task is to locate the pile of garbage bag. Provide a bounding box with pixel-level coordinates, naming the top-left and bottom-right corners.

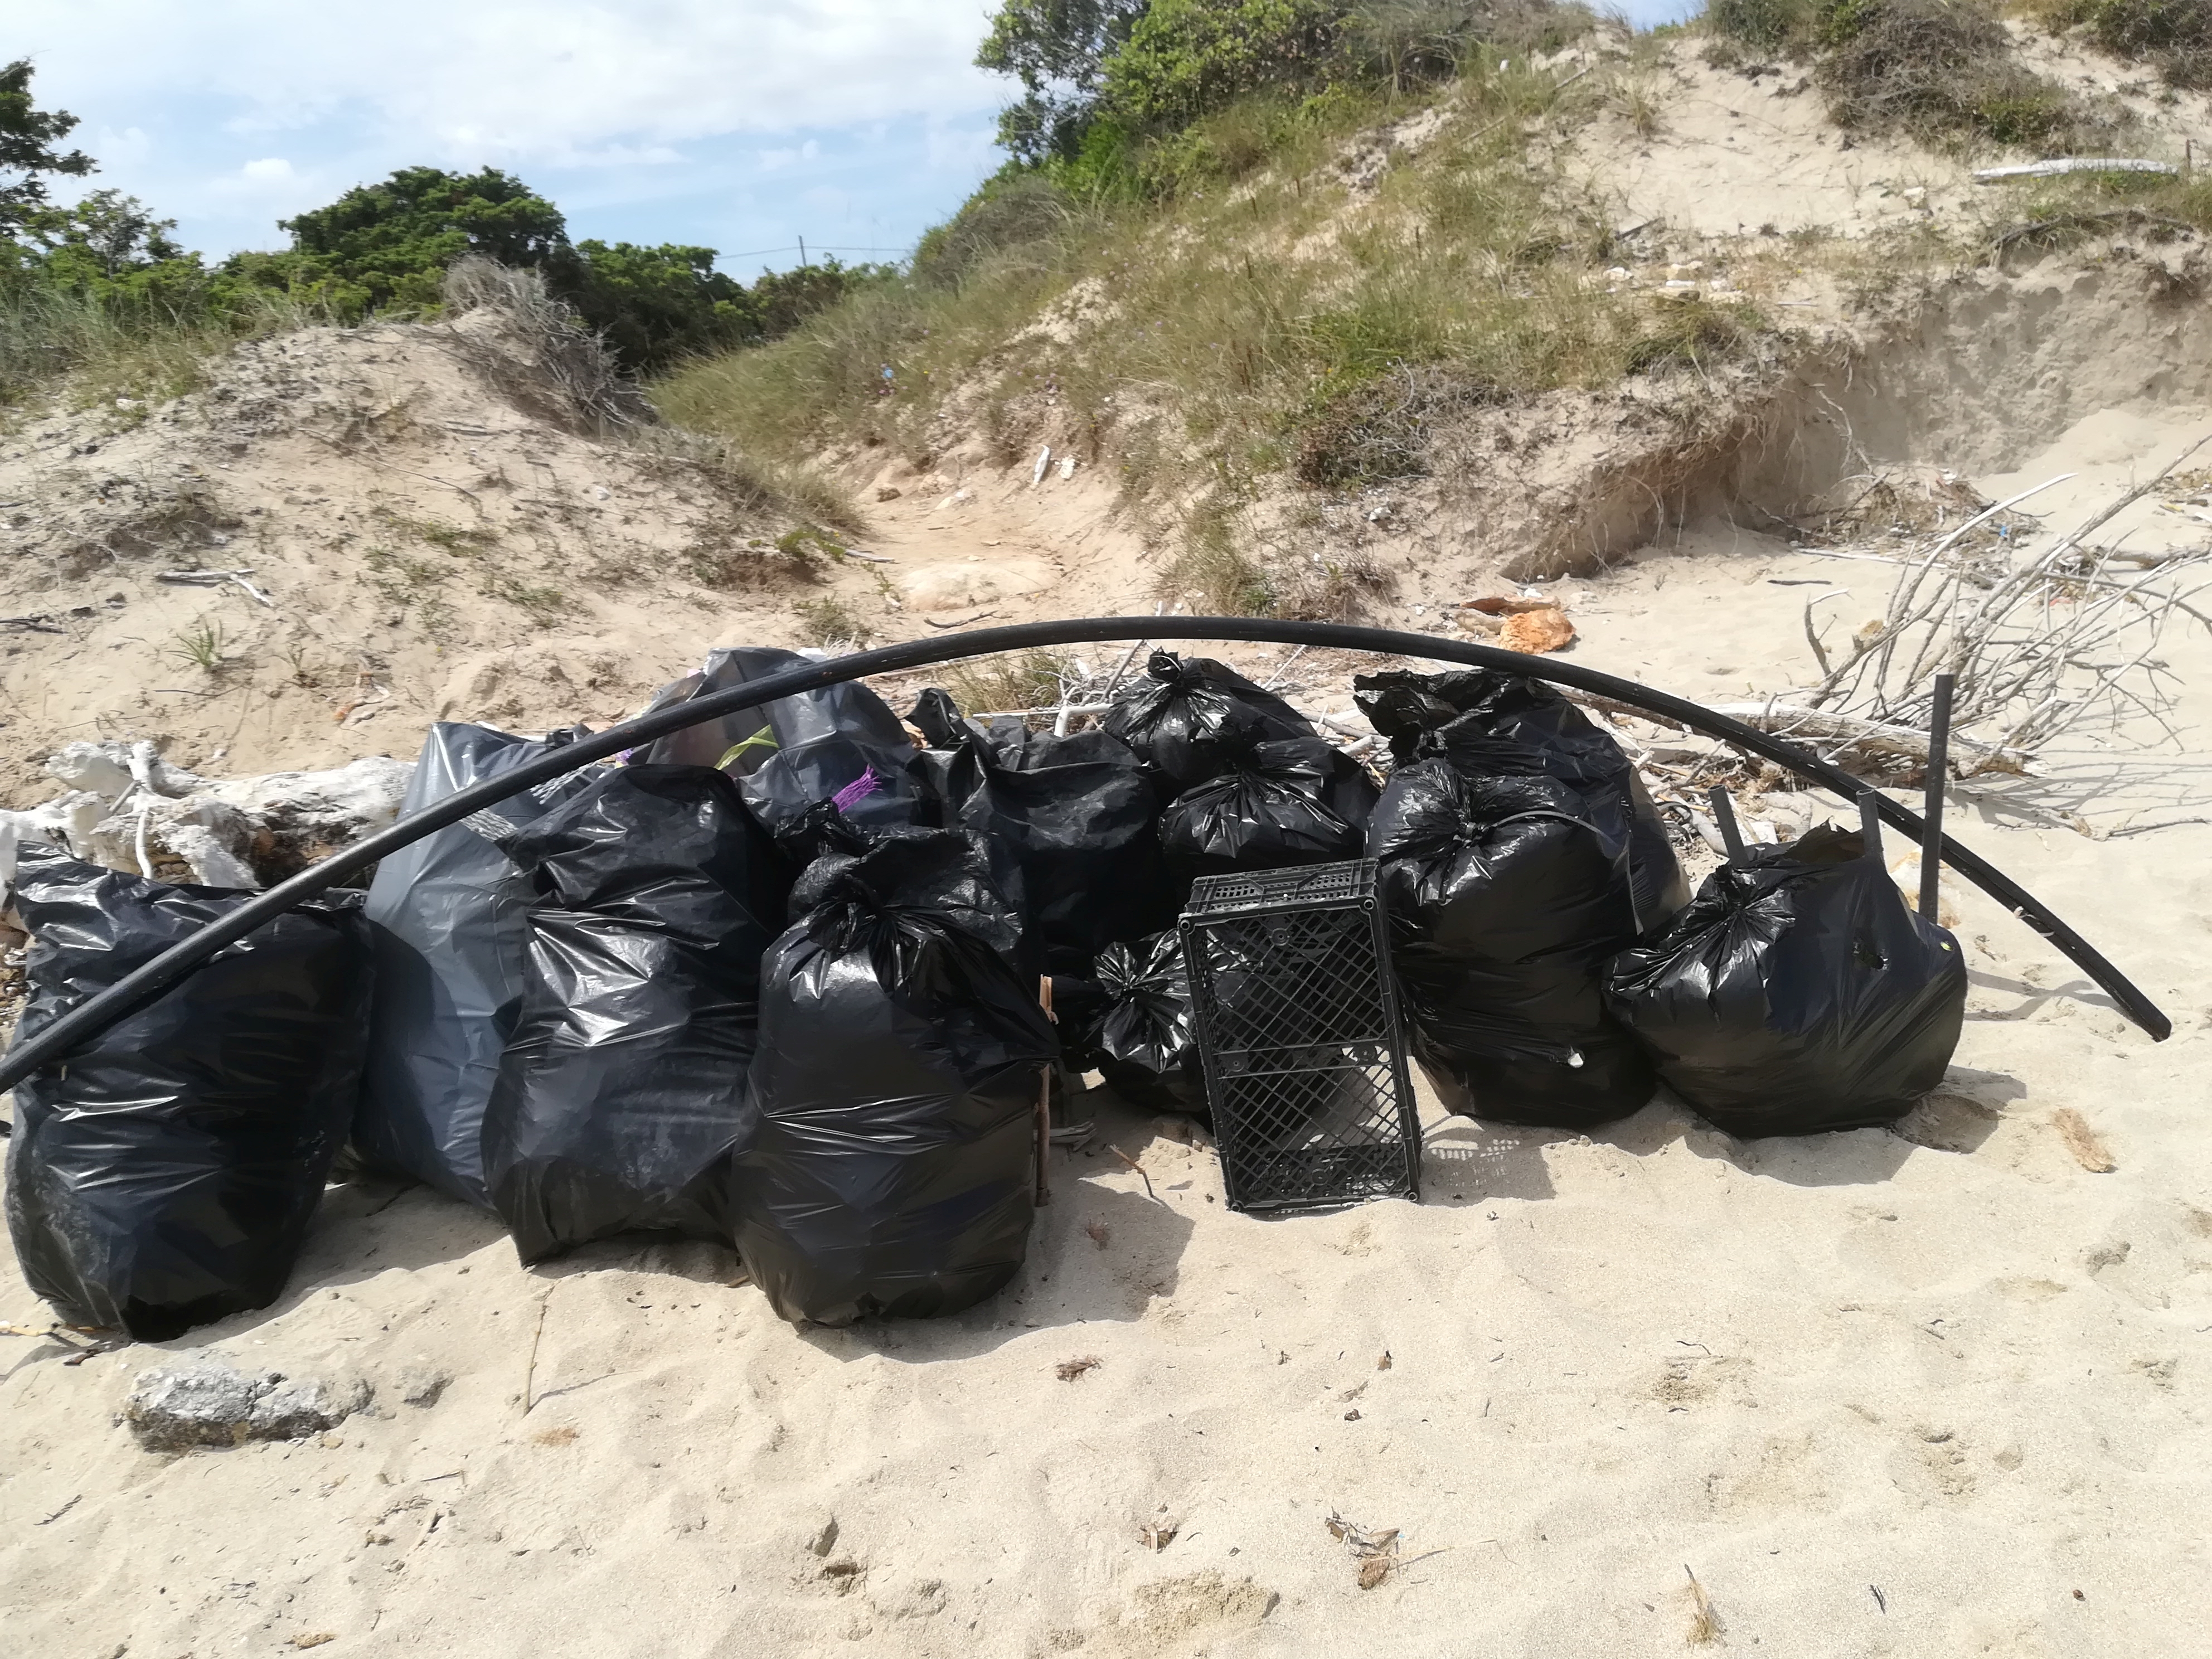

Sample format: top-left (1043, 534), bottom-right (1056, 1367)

top-left (0, 642), bottom-right (1973, 1341)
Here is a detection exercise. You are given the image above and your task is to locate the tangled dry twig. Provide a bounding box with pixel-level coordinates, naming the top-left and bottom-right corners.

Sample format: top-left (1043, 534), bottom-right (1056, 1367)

top-left (1796, 443), bottom-right (2212, 774)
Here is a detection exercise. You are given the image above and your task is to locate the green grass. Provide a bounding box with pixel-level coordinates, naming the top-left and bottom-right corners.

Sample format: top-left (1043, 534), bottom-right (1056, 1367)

top-left (0, 283), bottom-right (334, 416)
top-left (937, 649), bottom-right (1073, 715)
top-left (1983, 164), bottom-right (2212, 257)
top-left (168, 616), bottom-right (230, 672)
top-left (790, 594), bottom-right (875, 647)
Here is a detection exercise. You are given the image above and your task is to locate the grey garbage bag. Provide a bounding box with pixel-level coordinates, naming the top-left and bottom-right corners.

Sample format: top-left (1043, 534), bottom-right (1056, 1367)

top-left (354, 723), bottom-right (596, 1208)
top-left (4, 846), bottom-right (373, 1341)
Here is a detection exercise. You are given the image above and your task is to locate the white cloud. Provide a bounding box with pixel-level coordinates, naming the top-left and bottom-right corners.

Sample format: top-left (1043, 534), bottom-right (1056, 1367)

top-left (239, 157), bottom-right (294, 181)
top-left (16, 1), bottom-right (1005, 167)
top-left (758, 139), bottom-right (822, 173)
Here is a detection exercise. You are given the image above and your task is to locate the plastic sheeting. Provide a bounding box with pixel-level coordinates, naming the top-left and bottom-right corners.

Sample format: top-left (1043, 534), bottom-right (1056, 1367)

top-left (908, 688), bottom-right (1172, 976)
top-left (481, 767), bottom-right (794, 1262)
top-left (1369, 767), bottom-right (1655, 1129)
top-left (731, 822), bottom-right (1059, 1326)
top-left (355, 723), bottom-right (595, 1207)
top-left (1607, 824), bottom-right (1968, 1137)
top-left (3, 847), bottom-right (373, 1340)
top-left (1089, 929), bottom-right (1207, 1115)
top-left (1101, 651), bottom-right (1316, 789)
top-left (1355, 668), bottom-right (1687, 933)
top-left (630, 645), bottom-right (920, 848)
top-left (1158, 735), bottom-right (1379, 885)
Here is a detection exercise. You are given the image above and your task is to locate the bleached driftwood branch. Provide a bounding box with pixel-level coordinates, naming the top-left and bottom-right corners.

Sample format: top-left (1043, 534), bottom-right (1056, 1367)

top-left (1974, 159), bottom-right (2179, 182)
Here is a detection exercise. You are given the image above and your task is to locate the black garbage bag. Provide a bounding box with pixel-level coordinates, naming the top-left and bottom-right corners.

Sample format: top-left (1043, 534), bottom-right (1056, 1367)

top-left (1369, 765), bottom-right (1655, 1129)
top-left (630, 645), bottom-right (921, 847)
top-left (731, 822), bottom-right (1060, 1326)
top-left (908, 688), bottom-right (1173, 976)
top-left (3, 847), bottom-right (373, 1340)
top-left (1100, 651), bottom-right (1315, 788)
top-left (1089, 930), bottom-right (1207, 1115)
top-left (356, 722), bottom-right (599, 1209)
top-left (1605, 823), bottom-right (1968, 1137)
top-left (1355, 667), bottom-right (1687, 933)
top-left (481, 766), bottom-right (794, 1262)
top-left (1158, 734), bottom-right (1379, 886)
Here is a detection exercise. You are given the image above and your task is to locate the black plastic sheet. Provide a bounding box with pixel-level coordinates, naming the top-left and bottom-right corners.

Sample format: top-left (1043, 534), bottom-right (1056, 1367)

top-left (481, 767), bottom-right (793, 1262)
top-left (355, 722), bottom-right (595, 1209)
top-left (631, 644), bottom-right (921, 847)
top-left (1158, 735), bottom-right (1379, 886)
top-left (1356, 667), bottom-right (1687, 933)
top-left (731, 822), bottom-right (1059, 1326)
top-left (1102, 651), bottom-right (1316, 788)
top-left (4, 847), bottom-right (373, 1340)
top-left (1089, 929), bottom-right (1207, 1115)
top-left (908, 688), bottom-right (1172, 976)
top-left (1607, 824), bottom-right (1968, 1136)
top-left (1369, 766), bottom-right (1655, 1129)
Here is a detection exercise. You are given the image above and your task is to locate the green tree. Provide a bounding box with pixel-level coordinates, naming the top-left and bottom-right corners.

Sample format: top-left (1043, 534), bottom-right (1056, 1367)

top-left (18, 188), bottom-right (188, 278)
top-left (565, 240), bottom-right (749, 368)
top-left (977, 0), bottom-right (1154, 160)
top-left (237, 165), bottom-right (570, 312)
top-left (2, 58), bottom-right (96, 235)
top-left (1100, 0), bottom-right (1345, 130)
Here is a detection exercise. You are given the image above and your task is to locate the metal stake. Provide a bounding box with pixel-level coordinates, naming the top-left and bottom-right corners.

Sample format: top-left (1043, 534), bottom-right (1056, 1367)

top-left (1707, 785), bottom-right (1747, 865)
top-left (1920, 672), bottom-right (1954, 920)
top-left (1857, 789), bottom-right (1886, 862)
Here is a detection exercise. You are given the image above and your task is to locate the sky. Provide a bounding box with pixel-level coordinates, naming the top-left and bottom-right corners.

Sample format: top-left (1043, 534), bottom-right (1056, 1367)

top-left (11, 1), bottom-right (1701, 278)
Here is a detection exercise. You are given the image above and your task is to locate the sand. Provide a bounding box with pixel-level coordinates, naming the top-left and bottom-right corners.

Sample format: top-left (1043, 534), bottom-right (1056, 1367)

top-left (6, 413), bottom-right (2211, 1658)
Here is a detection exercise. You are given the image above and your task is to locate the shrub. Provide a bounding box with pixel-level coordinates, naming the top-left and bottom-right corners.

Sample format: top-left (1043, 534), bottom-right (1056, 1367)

top-left (2078, 0), bottom-right (2212, 87)
top-left (1815, 0), bottom-right (2108, 149)
top-left (913, 173), bottom-right (1077, 287)
top-left (1703, 0), bottom-right (1818, 52)
top-left (1101, 0), bottom-right (1346, 131)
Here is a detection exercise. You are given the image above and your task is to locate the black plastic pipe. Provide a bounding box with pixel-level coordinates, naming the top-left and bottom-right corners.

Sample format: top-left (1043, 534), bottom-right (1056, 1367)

top-left (0, 617), bottom-right (2169, 1107)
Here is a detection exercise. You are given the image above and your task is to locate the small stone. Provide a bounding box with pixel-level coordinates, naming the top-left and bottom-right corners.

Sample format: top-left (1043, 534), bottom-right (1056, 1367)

top-left (807, 1517), bottom-right (841, 1558)
top-left (399, 1366), bottom-right (452, 1408)
top-left (124, 1358), bottom-right (277, 1452)
top-left (124, 1357), bottom-right (370, 1452)
top-left (875, 487), bottom-right (903, 502)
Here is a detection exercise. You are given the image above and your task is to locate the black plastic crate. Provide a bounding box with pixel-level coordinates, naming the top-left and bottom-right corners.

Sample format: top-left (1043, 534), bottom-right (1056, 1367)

top-left (1180, 860), bottom-right (1421, 1214)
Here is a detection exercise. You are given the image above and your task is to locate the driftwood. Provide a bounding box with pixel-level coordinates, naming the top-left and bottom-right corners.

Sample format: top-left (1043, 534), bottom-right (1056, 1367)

top-left (1707, 702), bottom-right (2036, 775)
top-left (1974, 159), bottom-right (2178, 182)
top-left (159, 569), bottom-right (274, 608)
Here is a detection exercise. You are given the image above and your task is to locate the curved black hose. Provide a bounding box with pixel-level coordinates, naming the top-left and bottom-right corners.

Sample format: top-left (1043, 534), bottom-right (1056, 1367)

top-left (0, 617), bottom-right (2167, 1109)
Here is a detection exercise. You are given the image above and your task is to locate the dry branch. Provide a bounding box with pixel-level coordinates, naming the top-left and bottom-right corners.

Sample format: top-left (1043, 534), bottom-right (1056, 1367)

top-left (1794, 447), bottom-right (2212, 773)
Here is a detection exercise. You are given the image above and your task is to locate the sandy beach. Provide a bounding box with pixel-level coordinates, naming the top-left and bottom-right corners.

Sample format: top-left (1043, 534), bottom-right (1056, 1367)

top-left (7, 415), bottom-right (2210, 1659)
